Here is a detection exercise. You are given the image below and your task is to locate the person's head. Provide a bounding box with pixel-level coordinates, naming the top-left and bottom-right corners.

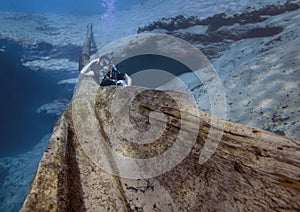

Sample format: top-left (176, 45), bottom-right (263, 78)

top-left (99, 55), bottom-right (111, 67)
top-left (89, 55), bottom-right (111, 75)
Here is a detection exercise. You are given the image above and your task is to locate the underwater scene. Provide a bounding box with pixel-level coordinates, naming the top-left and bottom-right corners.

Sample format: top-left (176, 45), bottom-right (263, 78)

top-left (0, 0), bottom-right (299, 211)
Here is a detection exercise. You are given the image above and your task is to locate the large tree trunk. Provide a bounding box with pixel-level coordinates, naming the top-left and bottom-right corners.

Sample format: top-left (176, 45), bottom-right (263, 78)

top-left (21, 25), bottom-right (299, 211)
top-left (79, 24), bottom-right (94, 72)
top-left (20, 77), bottom-right (300, 211)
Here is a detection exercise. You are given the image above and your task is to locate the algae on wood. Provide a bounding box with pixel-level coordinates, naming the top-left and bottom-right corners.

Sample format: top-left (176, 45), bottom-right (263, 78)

top-left (21, 24), bottom-right (300, 212)
top-left (21, 77), bottom-right (300, 211)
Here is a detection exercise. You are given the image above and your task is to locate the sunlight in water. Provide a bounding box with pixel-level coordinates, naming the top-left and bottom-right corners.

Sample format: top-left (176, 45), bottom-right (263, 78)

top-left (100, 0), bottom-right (117, 31)
top-left (258, 98), bottom-right (273, 109)
top-left (283, 81), bottom-right (298, 90)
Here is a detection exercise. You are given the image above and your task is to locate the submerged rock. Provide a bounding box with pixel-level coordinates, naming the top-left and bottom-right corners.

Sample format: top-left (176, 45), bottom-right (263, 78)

top-left (137, 0), bottom-right (300, 59)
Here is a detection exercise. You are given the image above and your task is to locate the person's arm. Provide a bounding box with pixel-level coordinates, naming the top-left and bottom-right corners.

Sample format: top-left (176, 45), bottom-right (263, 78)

top-left (80, 58), bottom-right (99, 76)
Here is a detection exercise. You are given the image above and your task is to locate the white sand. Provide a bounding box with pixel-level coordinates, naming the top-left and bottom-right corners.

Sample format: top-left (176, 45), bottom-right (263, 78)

top-left (210, 9), bottom-right (300, 139)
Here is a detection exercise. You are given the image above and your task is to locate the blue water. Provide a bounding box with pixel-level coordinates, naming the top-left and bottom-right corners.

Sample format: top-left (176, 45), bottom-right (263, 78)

top-left (0, 0), bottom-right (146, 157)
top-left (0, 0), bottom-right (145, 14)
top-left (0, 38), bottom-right (73, 157)
top-left (0, 36), bottom-right (75, 211)
top-left (0, 1), bottom-right (147, 210)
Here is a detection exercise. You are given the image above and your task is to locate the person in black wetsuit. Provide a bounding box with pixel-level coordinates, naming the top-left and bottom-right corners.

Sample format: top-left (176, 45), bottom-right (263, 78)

top-left (80, 55), bottom-right (132, 87)
top-left (99, 56), bottom-right (128, 87)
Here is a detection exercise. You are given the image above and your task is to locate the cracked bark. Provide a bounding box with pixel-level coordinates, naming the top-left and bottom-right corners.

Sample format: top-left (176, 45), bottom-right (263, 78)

top-left (20, 22), bottom-right (299, 211)
top-left (21, 81), bottom-right (300, 211)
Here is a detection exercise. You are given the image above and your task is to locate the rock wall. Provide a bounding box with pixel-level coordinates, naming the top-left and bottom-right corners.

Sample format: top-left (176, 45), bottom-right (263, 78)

top-left (137, 1), bottom-right (300, 59)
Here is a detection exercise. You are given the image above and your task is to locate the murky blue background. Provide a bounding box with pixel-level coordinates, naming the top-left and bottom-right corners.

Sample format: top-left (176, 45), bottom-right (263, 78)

top-left (0, 0), bottom-right (144, 14)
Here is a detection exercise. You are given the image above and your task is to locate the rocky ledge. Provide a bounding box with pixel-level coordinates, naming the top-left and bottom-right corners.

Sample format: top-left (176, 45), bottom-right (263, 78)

top-left (137, 1), bottom-right (300, 59)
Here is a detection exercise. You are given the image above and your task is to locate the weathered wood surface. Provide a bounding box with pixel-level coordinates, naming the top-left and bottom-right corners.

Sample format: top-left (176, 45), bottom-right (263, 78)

top-left (21, 77), bottom-right (300, 211)
top-left (79, 24), bottom-right (94, 72)
top-left (21, 23), bottom-right (300, 211)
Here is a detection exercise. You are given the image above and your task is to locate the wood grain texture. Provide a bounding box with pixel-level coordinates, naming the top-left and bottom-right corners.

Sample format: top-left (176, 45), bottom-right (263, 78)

top-left (21, 77), bottom-right (300, 211)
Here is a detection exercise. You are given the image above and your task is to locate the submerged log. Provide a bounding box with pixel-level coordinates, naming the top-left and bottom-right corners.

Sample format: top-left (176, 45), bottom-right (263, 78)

top-left (79, 24), bottom-right (94, 72)
top-left (21, 28), bottom-right (299, 211)
top-left (20, 76), bottom-right (300, 211)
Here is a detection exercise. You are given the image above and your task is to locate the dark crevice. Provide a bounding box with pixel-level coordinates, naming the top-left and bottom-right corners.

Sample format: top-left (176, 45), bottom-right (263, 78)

top-left (136, 0), bottom-right (298, 59)
top-left (62, 126), bottom-right (86, 211)
top-left (137, 1), bottom-right (299, 33)
top-left (224, 130), bottom-right (251, 139)
top-left (169, 25), bottom-right (282, 59)
top-left (177, 27), bottom-right (283, 44)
